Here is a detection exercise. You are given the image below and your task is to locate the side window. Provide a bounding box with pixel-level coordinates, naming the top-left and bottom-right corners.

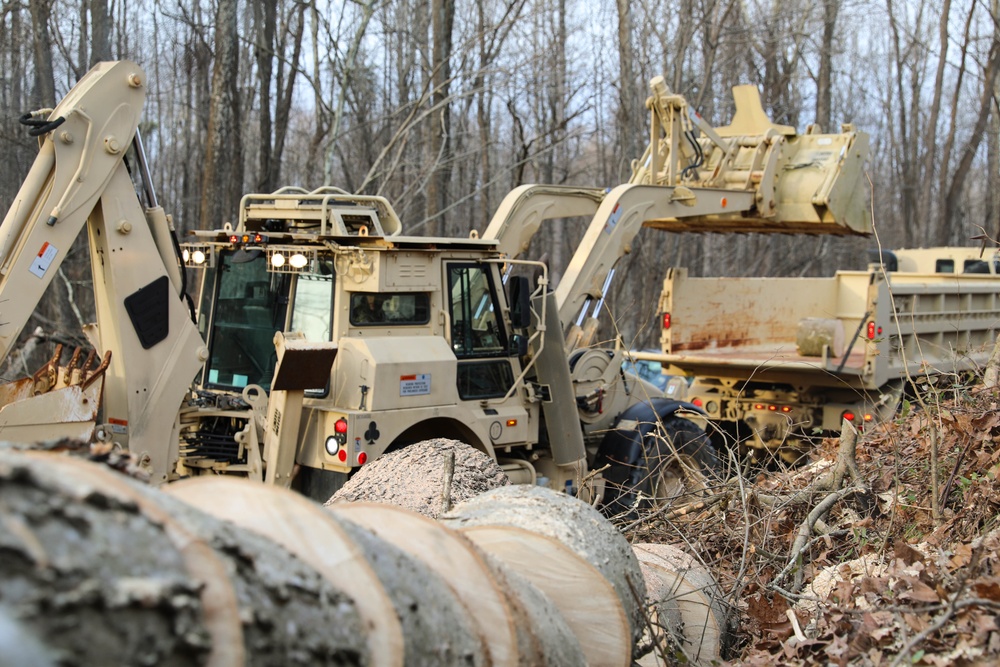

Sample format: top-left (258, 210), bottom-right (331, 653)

top-left (936, 259), bottom-right (955, 273)
top-left (963, 259), bottom-right (990, 274)
top-left (448, 265), bottom-right (507, 358)
top-left (349, 293), bottom-right (430, 326)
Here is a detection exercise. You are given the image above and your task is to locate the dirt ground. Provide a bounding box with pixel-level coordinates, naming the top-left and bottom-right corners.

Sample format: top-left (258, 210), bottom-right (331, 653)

top-left (624, 382), bottom-right (1000, 666)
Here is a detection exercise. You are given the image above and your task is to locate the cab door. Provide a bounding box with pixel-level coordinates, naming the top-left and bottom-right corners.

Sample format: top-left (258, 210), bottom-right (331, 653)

top-left (446, 263), bottom-right (517, 401)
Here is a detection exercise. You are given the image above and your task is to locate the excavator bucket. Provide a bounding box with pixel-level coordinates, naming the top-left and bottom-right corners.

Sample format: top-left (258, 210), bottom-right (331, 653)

top-left (0, 346), bottom-right (109, 443)
top-left (634, 77), bottom-right (870, 235)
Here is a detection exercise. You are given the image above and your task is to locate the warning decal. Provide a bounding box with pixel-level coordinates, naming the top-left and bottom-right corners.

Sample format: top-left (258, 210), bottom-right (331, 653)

top-left (29, 242), bottom-right (58, 279)
top-left (400, 373), bottom-right (431, 396)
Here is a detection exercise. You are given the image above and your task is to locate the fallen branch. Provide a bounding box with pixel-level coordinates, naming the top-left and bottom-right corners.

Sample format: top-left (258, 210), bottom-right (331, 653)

top-left (770, 420), bottom-right (870, 592)
top-left (789, 486), bottom-right (866, 591)
top-left (621, 488), bottom-right (730, 534)
top-left (755, 419), bottom-right (865, 509)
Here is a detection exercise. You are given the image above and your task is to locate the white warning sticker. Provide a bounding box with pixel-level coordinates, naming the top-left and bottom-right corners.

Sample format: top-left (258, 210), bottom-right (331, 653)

top-left (29, 242), bottom-right (58, 278)
top-left (400, 373), bottom-right (431, 396)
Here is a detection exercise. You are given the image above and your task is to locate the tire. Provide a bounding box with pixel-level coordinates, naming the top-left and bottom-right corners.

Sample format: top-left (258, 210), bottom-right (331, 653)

top-left (598, 413), bottom-right (719, 520)
top-left (644, 416), bottom-right (719, 506)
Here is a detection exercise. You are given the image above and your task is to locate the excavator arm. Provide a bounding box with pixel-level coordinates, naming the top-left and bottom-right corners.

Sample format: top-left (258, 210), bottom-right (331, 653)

top-left (0, 61), bottom-right (206, 483)
top-left (482, 76), bottom-right (870, 347)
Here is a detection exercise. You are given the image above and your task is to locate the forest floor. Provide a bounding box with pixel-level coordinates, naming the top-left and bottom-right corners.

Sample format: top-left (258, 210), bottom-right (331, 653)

top-left (624, 381), bottom-right (1000, 666)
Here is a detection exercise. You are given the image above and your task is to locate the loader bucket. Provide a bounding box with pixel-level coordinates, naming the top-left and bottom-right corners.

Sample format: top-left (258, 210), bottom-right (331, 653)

top-left (638, 79), bottom-right (871, 235)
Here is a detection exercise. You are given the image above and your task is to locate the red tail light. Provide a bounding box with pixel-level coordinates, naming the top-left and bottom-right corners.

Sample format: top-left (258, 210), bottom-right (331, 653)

top-left (358, 452), bottom-right (368, 465)
top-left (692, 397), bottom-right (703, 407)
top-left (842, 410), bottom-right (856, 422)
top-left (334, 418), bottom-right (348, 434)
top-left (867, 322), bottom-right (876, 339)
top-left (662, 313), bottom-right (671, 330)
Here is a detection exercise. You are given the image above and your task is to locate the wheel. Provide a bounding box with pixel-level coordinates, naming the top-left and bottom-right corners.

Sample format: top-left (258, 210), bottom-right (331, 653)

top-left (644, 416), bottom-right (719, 506)
top-left (597, 413), bottom-right (719, 520)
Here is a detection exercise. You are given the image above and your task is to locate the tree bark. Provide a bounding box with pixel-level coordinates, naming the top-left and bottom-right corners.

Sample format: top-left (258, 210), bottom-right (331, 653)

top-left (424, 0), bottom-right (455, 236)
top-left (90, 0), bottom-right (111, 64)
top-left (200, 0), bottom-right (243, 229)
top-left (28, 0), bottom-right (55, 107)
top-left (616, 0), bottom-right (640, 175)
top-left (815, 0), bottom-right (840, 131)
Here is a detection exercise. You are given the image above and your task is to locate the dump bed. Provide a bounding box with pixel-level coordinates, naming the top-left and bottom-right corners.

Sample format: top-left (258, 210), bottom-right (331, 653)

top-left (655, 249), bottom-right (1000, 391)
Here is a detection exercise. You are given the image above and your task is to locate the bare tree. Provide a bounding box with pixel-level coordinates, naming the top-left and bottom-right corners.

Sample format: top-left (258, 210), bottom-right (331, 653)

top-left (28, 0), bottom-right (55, 107)
top-left (424, 0), bottom-right (456, 236)
top-left (200, 0), bottom-right (243, 228)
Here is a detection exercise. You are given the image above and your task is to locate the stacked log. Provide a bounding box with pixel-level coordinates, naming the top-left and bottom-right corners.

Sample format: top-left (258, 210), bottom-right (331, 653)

top-left (326, 437), bottom-right (510, 518)
top-left (0, 448), bottom-right (727, 665)
top-left (0, 451), bottom-right (367, 667)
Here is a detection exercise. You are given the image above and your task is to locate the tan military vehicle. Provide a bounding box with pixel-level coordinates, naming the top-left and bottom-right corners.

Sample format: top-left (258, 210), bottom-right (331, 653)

top-left (0, 62), bottom-right (869, 512)
top-left (641, 246), bottom-right (1000, 461)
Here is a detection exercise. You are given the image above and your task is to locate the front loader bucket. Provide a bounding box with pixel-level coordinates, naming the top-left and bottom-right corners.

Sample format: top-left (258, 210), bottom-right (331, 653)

top-left (636, 78), bottom-right (871, 235)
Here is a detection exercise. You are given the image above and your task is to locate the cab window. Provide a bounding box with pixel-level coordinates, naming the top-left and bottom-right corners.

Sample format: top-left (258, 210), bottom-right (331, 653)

top-left (291, 263), bottom-right (335, 340)
top-left (349, 293), bottom-right (430, 326)
top-left (447, 264), bottom-right (507, 358)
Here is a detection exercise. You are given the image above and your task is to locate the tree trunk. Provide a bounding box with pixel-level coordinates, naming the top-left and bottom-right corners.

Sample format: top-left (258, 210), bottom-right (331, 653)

top-left (815, 0), bottom-right (840, 131)
top-left (200, 0), bottom-right (243, 229)
top-left (254, 0), bottom-right (276, 192)
top-left (941, 22), bottom-right (1000, 245)
top-left (424, 0), bottom-right (455, 236)
top-left (28, 0), bottom-right (55, 107)
top-left (271, 4), bottom-right (305, 190)
top-left (616, 0), bottom-right (639, 176)
top-left (90, 0), bottom-right (111, 64)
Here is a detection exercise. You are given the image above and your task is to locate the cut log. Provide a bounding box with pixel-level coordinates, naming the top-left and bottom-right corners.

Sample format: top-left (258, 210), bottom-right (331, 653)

top-left (166, 476), bottom-right (401, 667)
top-left (459, 524), bottom-right (632, 667)
top-left (482, 554), bottom-right (587, 666)
top-left (1, 451), bottom-right (368, 666)
top-left (326, 438), bottom-right (508, 518)
top-left (331, 515), bottom-right (488, 666)
top-left (795, 317), bottom-right (845, 357)
top-left (633, 543), bottom-right (728, 665)
top-left (329, 502), bottom-right (518, 667)
top-left (441, 484), bottom-right (646, 649)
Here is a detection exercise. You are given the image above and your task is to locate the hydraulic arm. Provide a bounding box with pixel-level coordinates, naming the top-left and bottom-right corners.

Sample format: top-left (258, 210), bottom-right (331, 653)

top-left (0, 61), bottom-right (205, 483)
top-left (482, 76), bottom-right (870, 346)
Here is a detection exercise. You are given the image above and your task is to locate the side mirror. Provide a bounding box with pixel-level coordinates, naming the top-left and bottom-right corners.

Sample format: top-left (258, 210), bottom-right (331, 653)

top-left (508, 276), bottom-right (532, 329)
top-left (510, 333), bottom-right (530, 357)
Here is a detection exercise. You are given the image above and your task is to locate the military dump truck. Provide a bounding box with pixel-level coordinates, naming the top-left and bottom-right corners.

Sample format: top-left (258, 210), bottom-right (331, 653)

top-left (641, 246), bottom-right (1000, 461)
top-left (0, 62), bottom-right (870, 511)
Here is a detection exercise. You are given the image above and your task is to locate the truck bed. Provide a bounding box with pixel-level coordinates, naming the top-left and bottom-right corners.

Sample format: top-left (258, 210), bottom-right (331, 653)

top-left (656, 267), bottom-right (1000, 390)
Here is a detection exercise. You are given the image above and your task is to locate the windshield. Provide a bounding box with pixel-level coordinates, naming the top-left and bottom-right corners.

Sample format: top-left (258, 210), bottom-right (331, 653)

top-left (204, 250), bottom-right (289, 391)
